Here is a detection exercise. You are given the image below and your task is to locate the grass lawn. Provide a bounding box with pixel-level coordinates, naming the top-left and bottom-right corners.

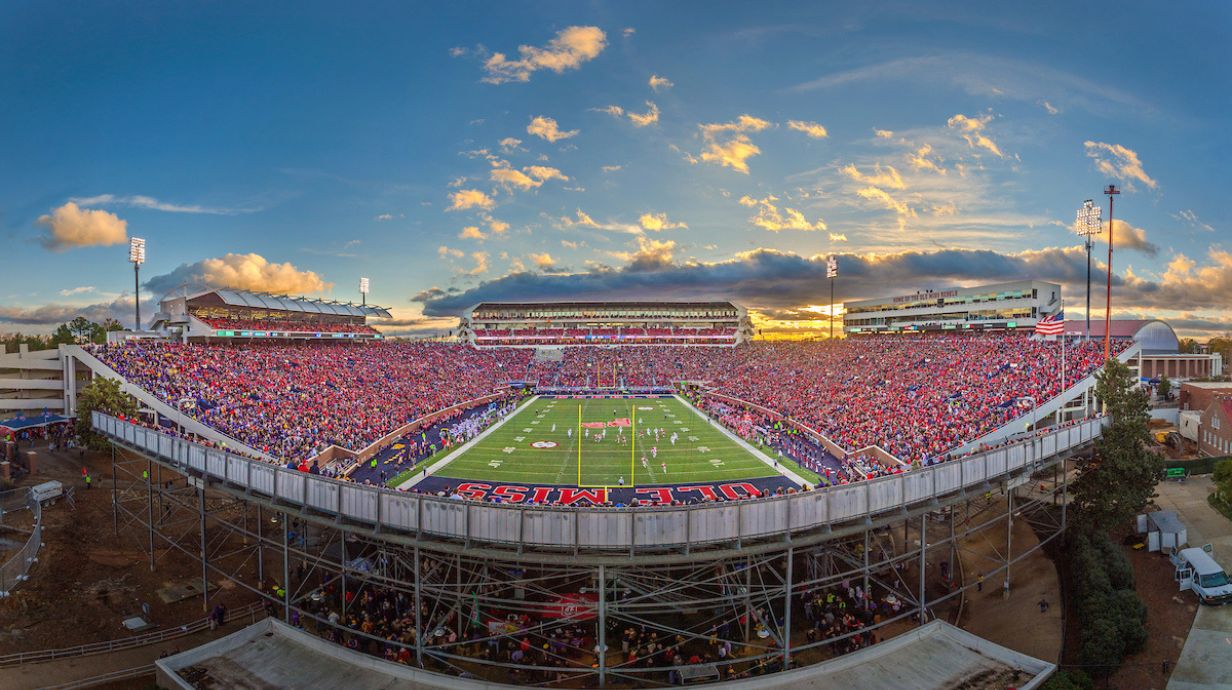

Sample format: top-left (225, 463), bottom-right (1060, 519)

top-left (431, 395), bottom-right (781, 488)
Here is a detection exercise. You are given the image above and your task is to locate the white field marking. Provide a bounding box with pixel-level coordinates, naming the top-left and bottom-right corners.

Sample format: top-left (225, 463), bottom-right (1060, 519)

top-left (531, 420), bottom-right (540, 425)
top-left (688, 436), bottom-right (699, 442)
top-left (697, 446), bottom-right (711, 453)
top-left (502, 447), bottom-right (516, 454)
top-left (672, 394), bottom-right (808, 487)
top-left (514, 436), bottom-right (525, 442)
top-left (680, 427), bottom-right (690, 432)
top-left (522, 428), bottom-right (533, 433)
top-left (393, 395), bottom-right (540, 490)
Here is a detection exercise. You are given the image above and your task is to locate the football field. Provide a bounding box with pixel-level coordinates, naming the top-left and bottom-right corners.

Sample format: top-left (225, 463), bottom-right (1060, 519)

top-left (429, 395), bottom-right (785, 488)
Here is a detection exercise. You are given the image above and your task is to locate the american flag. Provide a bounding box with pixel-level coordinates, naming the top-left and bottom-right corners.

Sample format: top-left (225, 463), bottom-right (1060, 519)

top-left (1035, 310), bottom-right (1065, 336)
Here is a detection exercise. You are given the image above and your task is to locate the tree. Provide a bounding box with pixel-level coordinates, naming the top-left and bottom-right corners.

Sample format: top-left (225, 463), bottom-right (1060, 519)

top-left (1157, 374), bottom-right (1172, 400)
top-left (1072, 358), bottom-right (1164, 531)
top-left (68, 316), bottom-right (94, 343)
top-left (76, 377), bottom-right (138, 450)
top-left (1177, 338), bottom-right (1199, 354)
top-left (1214, 459), bottom-right (1232, 504)
top-left (50, 324), bottom-right (76, 347)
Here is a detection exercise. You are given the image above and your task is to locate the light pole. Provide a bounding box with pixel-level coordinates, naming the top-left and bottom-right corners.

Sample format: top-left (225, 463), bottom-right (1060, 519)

top-left (359, 277), bottom-right (370, 307)
top-left (826, 255), bottom-right (838, 340)
top-left (129, 237), bottom-right (146, 331)
top-left (1103, 184), bottom-right (1120, 361)
top-left (1074, 200), bottom-right (1101, 342)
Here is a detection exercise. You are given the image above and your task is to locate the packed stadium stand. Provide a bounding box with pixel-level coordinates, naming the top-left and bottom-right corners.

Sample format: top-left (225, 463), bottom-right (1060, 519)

top-left (87, 331), bottom-right (1128, 474)
top-left (460, 301), bottom-right (753, 346)
top-left (147, 289), bottom-right (390, 341)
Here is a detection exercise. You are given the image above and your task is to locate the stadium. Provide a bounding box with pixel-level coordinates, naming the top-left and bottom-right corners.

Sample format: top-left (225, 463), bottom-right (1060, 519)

top-left (6, 6), bottom-right (1230, 688)
top-left (0, 279), bottom-right (1191, 688)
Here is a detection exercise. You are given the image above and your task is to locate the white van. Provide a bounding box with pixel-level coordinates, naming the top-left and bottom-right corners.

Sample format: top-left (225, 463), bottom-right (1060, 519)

top-left (1171, 547), bottom-right (1232, 605)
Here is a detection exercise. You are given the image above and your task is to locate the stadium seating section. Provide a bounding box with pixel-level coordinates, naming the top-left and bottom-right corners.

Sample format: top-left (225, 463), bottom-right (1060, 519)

top-left (90, 334), bottom-right (1127, 469)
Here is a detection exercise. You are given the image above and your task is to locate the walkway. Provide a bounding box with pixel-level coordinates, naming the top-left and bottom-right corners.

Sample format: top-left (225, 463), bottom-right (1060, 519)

top-left (1160, 477), bottom-right (1232, 690)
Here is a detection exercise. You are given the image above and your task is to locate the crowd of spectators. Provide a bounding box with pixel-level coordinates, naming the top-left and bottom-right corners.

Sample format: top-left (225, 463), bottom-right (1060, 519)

top-left (90, 332), bottom-right (1123, 470)
top-left (196, 316), bottom-right (379, 335)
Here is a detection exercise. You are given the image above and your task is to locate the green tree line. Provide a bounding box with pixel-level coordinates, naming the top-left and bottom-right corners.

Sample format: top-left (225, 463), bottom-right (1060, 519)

top-left (2, 317), bottom-right (125, 352)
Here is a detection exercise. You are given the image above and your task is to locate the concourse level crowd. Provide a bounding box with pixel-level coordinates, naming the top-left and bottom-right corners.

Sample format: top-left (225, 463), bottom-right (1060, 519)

top-left (89, 332), bottom-right (1126, 468)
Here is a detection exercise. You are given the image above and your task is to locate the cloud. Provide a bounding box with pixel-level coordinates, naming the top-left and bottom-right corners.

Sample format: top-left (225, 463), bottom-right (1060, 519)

top-left (480, 214), bottom-right (510, 235)
top-left (855, 186), bottom-right (917, 230)
top-left (841, 163), bottom-right (906, 189)
top-left (374, 213), bottom-right (395, 221)
top-left (874, 129), bottom-right (894, 139)
top-left (0, 293), bottom-right (156, 329)
top-left (144, 253), bottom-right (329, 296)
top-left (623, 27), bottom-right (635, 38)
top-left (787, 120), bottom-right (829, 139)
top-left (947, 113), bottom-right (1004, 157)
top-left (1041, 100), bottom-right (1059, 115)
top-left (556, 208), bottom-right (641, 234)
top-left (37, 202), bottom-right (128, 250)
top-left (601, 164), bottom-right (623, 173)
top-left (1092, 218), bottom-right (1158, 256)
top-left (59, 286), bottom-right (97, 296)
top-left (482, 26), bottom-right (607, 84)
top-left (438, 246), bottom-right (464, 259)
top-left (529, 252), bottom-right (555, 268)
top-left (739, 195), bottom-right (827, 232)
top-left (447, 189), bottom-right (496, 211)
top-left (498, 137), bottom-right (524, 152)
top-left (467, 251), bottom-right (489, 275)
top-left (608, 236), bottom-right (677, 268)
top-left (596, 101), bottom-right (660, 127)
top-left (1173, 209), bottom-right (1214, 233)
top-left (69, 194), bottom-right (251, 215)
top-left (526, 116), bottom-right (579, 143)
top-left (829, 233), bottom-right (848, 242)
top-left (907, 144), bottom-right (946, 175)
top-left (648, 74), bottom-right (673, 91)
top-left (693, 115), bottom-right (772, 174)
top-left (1083, 141), bottom-right (1158, 190)
top-left (489, 161), bottom-right (569, 192)
top-left (638, 212), bottom-right (688, 232)
top-left (459, 226), bottom-right (487, 240)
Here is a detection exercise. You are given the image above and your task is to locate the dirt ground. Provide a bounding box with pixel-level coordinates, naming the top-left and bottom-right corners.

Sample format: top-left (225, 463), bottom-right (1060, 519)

top-left (0, 442), bottom-right (257, 654)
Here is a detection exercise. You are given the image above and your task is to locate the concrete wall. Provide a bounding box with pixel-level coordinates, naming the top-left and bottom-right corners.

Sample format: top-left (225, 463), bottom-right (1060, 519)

top-left (0, 345), bottom-right (65, 414)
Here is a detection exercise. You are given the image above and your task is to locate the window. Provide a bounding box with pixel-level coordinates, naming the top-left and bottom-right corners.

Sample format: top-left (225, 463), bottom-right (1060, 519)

top-left (1213, 416), bottom-right (1221, 431)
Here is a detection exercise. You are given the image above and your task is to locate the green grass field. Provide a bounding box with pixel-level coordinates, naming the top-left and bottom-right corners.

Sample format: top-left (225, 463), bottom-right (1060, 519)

top-left (429, 395), bottom-right (782, 488)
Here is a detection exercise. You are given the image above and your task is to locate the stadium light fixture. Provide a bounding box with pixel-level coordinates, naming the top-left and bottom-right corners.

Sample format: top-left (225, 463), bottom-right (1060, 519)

top-left (1103, 185), bottom-right (1120, 361)
top-left (1074, 200), bottom-right (1102, 342)
top-left (129, 237), bottom-right (146, 331)
top-left (359, 277), bottom-right (370, 306)
top-left (826, 255), bottom-right (838, 340)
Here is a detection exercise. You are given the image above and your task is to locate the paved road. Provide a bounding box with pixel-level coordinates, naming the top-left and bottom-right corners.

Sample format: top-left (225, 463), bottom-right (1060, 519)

top-left (1158, 477), bottom-right (1232, 690)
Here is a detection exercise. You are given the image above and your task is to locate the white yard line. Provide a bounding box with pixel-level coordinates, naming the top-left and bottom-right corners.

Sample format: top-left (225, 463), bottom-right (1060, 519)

top-left (674, 394), bottom-right (808, 487)
top-left (393, 395), bottom-right (539, 490)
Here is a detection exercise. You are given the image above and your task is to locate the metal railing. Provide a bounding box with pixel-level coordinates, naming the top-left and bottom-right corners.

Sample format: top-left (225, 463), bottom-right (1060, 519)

top-left (95, 411), bottom-right (1104, 553)
top-left (0, 600), bottom-right (265, 668)
top-left (0, 489), bottom-right (42, 595)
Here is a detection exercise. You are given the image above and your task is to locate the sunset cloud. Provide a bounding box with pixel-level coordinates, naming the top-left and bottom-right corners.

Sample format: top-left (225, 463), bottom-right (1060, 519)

top-left (448, 188), bottom-right (496, 211)
top-left (695, 115), bottom-right (772, 174)
top-left (638, 212), bottom-right (687, 231)
top-left (482, 26), bottom-right (607, 84)
top-left (37, 202), bottom-right (128, 250)
top-left (529, 252), bottom-right (555, 268)
top-left (526, 115), bottom-right (579, 143)
top-left (145, 253), bottom-right (329, 295)
top-left (908, 144), bottom-right (946, 175)
top-left (947, 113), bottom-right (1004, 157)
top-left (1083, 141), bottom-right (1158, 190)
top-left (459, 226), bottom-right (487, 240)
top-left (739, 195), bottom-right (827, 232)
top-left (648, 74), bottom-right (673, 92)
top-left (841, 163), bottom-right (906, 189)
top-left (787, 120), bottom-right (829, 139)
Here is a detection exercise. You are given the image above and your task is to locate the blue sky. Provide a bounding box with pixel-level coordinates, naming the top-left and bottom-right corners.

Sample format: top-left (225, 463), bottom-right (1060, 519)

top-left (2, 1), bottom-right (1229, 337)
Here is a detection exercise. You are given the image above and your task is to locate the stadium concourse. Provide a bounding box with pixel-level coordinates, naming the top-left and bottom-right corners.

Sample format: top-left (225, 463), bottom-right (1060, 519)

top-left (87, 331), bottom-right (1125, 507)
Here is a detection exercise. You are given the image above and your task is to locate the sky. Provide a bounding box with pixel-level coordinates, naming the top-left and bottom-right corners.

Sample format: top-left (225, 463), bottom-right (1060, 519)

top-left (2, 1), bottom-right (1230, 338)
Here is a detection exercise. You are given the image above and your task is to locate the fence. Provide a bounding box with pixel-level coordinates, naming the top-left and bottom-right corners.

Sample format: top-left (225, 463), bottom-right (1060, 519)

top-left (0, 600), bottom-right (265, 668)
top-left (0, 488), bottom-right (42, 595)
top-left (94, 412), bottom-right (1104, 553)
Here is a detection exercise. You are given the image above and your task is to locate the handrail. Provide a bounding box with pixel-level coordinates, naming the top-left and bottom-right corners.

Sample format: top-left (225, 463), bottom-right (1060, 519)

top-left (94, 410), bottom-right (1105, 553)
top-left (0, 601), bottom-right (265, 668)
top-left (0, 489), bottom-right (42, 596)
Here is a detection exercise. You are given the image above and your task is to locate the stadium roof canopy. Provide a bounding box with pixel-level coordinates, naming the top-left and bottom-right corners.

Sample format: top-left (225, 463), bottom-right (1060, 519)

top-left (186, 288), bottom-right (391, 318)
top-left (156, 618), bottom-right (1054, 690)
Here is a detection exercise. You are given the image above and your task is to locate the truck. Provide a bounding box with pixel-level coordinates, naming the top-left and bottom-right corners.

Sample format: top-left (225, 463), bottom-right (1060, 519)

top-left (1171, 547), bottom-right (1232, 605)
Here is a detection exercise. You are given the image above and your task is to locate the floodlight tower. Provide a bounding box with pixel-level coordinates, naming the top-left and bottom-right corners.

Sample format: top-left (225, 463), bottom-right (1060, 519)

top-left (359, 277), bottom-right (370, 306)
top-left (826, 255), bottom-right (838, 340)
top-left (129, 237), bottom-right (146, 330)
top-left (1074, 200), bottom-right (1102, 341)
top-left (1103, 185), bottom-right (1120, 360)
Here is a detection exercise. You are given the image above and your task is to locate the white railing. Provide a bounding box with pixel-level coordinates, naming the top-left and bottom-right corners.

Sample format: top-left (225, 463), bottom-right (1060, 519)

top-left (93, 411), bottom-right (1103, 553)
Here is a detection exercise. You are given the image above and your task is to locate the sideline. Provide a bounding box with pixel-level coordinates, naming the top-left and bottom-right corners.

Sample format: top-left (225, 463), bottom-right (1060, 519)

top-left (392, 396), bottom-right (539, 491)
top-left (674, 394), bottom-right (809, 488)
